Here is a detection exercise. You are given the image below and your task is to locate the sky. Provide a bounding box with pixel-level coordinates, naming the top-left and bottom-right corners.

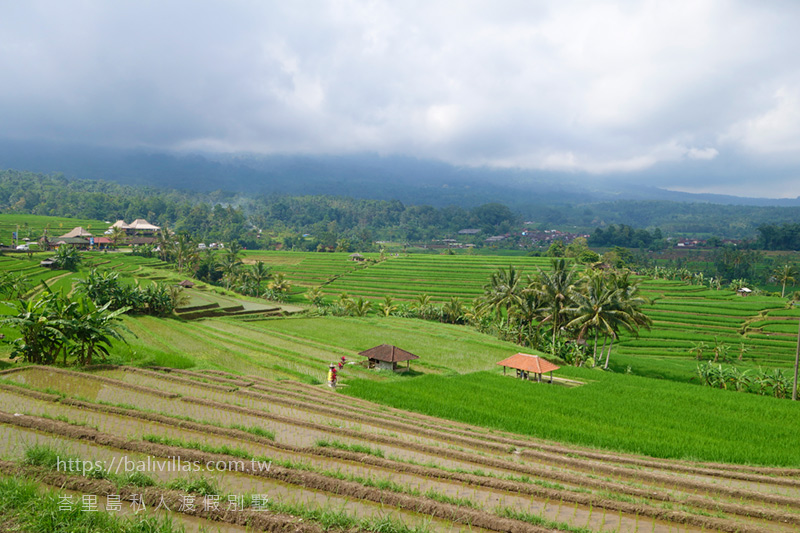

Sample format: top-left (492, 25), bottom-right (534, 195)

top-left (2, 1), bottom-right (800, 198)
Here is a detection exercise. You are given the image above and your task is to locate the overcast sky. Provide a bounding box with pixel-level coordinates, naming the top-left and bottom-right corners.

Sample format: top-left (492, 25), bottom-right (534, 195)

top-left (2, 1), bottom-right (800, 197)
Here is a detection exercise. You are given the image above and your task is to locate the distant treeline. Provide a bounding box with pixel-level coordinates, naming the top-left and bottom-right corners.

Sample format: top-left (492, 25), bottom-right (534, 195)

top-left (0, 170), bottom-right (518, 248)
top-left (588, 224), bottom-right (666, 249)
top-left (756, 223), bottom-right (800, 250)
top-left (6, 168), bottom-right (800, 248)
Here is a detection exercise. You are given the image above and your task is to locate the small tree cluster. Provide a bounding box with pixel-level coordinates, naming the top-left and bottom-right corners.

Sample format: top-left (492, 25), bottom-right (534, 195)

top-left (77, 269), bottom-right (176, 317)
top-left (1, 290), bottom-right (129, 366)
top-left (697, 362), bottom-right (793, 399)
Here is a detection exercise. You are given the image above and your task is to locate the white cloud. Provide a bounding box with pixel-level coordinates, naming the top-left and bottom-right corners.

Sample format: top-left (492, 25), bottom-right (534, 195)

top-left (724, 86), bottom-right (800, 155)
top-left (687, 147), bottom-right (719, 161)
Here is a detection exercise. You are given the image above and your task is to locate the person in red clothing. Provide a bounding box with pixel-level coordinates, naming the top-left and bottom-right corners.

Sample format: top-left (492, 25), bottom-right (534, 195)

top-left (327, 364), bottom-right (337, 389)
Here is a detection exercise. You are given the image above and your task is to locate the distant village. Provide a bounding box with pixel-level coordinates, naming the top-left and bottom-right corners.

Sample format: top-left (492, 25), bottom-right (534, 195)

top-left (419, 225), bottom-right (741, 251)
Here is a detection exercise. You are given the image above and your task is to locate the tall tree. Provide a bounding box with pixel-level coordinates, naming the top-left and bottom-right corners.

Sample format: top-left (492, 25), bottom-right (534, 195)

top-left (478, 265), bottom-right (524, 320)
top-left (248, 261), bottom-right (272, 294)
top-left (774, 263), bottom-right (798, 298)
top-left (532, 259), bottom-right (580, 356)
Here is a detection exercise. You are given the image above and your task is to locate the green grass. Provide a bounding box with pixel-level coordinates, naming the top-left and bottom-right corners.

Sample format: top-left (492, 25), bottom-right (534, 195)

top-left (496, 506), bottom-right (594, 533)
top-left (0, 213), bottom-right (109, 245)
top-left (141, 434), bottom-right (252, 460)
top-left (229, 423), bottom-right (276, 440)
top-left (345, 370), bottom-right (800, 466)
top-left (0, 476), bottom-right (184, 532)
top-left (315, 438), bottom-right (385, 458)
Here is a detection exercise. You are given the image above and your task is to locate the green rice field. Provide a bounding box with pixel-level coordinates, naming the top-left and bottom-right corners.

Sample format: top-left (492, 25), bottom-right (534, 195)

top-left (345, 369), bottom-right (800, 466)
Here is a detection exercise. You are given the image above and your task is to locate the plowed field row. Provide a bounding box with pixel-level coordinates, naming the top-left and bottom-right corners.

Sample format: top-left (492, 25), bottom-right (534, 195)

top-left (1, 365), bottom-right (798, 532)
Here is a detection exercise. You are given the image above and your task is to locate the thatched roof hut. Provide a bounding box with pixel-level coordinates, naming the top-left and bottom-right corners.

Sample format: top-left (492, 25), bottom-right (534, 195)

top-left (358, 344), bottom-right (419, 372)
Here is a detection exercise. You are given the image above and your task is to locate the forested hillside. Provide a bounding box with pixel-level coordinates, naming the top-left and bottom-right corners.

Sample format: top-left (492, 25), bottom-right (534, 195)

top-left (5, 168), bottom-right (800, 244)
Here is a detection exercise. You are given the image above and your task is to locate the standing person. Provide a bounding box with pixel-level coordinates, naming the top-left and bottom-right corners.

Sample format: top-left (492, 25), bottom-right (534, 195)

top-left (327, 363), bottom-right (337, 389)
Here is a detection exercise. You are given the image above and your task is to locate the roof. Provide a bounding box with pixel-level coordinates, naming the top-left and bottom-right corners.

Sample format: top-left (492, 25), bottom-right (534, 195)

top-left (55, 237), bottom-right (90, 245)
top-left (111, 220), bottom-right (130, 229)
top-left (128, 218), bottom-right (160, 231)
top-left (179, 280), bottom-right (195, 287)
top-left (58, 226), bottom-right (93, 239)
top-left (737, 287), bottom-right (752, 293)
top-left (93, 237), bottom-right (112, 244)
top-left (128, 237), bottom-right (157, 245)
top-left (496, 353), bottom-right (560, 374)
top-left (358, 344), bottom-right (420, 363)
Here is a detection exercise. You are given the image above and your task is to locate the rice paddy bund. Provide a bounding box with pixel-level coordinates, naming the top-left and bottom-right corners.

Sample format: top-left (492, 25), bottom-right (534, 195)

top-left (2, 365), bottom-right (800, 533)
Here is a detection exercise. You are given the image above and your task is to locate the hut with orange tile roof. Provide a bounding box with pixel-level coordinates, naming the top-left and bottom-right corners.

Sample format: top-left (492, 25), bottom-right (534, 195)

top-left (497, 352), bottom-right (560, 383)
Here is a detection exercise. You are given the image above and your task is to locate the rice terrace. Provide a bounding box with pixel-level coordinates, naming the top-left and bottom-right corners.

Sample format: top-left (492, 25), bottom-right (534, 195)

top-left (0, 221), bottom-right (800, 533)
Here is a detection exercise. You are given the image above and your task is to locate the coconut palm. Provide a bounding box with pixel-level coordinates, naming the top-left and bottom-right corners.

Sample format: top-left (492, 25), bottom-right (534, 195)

top-left (531, 259), bottom-right (581, 357)
top-left (412, 293), bottom-right (435, 319)
top-left (172, 233), bottom-right (199, 272)
top-left (267, 273), bottom-right (292, 302)
top-left (774, 264), bottom-right (798, 298)
top-left (599, 270), bottom-right (652, 369)
top-left (108, 225), bottom-right (127, 249)
top-left (304, 286), bottom-right (325, 307)
top-left (377, 295), bottom-right (397, 317)
top-left (346, 297), bottom-right (372, 317)
top-left (510, 289), bottom-right (544, 346)
top-left (478, 265), bottom-right (524, 320)
top-left (442, 297), bottom-right (466, 324)
top-left (248, 261), bottom-right (272, 294)
top-left (565, 272), bottom-right (623, 365)
top-left (216, 252), bottom-right (243, 290)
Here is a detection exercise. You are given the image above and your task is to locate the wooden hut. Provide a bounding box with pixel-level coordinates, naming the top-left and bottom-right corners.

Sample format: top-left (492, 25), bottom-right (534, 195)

top-left (496, 353), bottom-right (560, 383)
top-left (179, 280), bottom-right (195, 288)
top-left (349, 253), bottom-right (365, 262)
top-left (358, 344), bottom-right (419, 372)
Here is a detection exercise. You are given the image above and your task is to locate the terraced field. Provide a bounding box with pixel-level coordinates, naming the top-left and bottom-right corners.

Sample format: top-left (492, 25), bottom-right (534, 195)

top-left (245, 251), bottom-right (554, 303)
top-left (2, 365), bottom-right (798, 533)
top-left (242, 250), bottom-right (375, 289)
top-left (615, 280), bottom-right (800, 366)
top-left (0, 213), bottom-right (109, 246)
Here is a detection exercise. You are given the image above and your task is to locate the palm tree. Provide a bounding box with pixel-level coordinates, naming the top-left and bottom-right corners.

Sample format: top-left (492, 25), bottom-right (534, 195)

top-left (304, 286), bottom-right (325, 307)
top-left (53, 244), bottom-right (82, 271)
top-left (248, 261), bottom-right (272, 294)
top-left (565, 272), bottom-right (623, 365)
top-left (531, 259), bottom-right (580, 357)
top-left (172, 233), bottom-right (198, 272)
top-left (267, 273), bottom-right (292, 302)
top-left (478, 265), bottom-right (525, 320)
top-left (774, 264), bottom-right (798, 298)
top-left (226, 240), bottom-right (242, 259)
top-left (442, 297), bottom-right (466, 324)
top-left (599, 270), bottom-right (652, 369)
top-left (108, 226), bottom-right (127, 249)
top-left (412, 293), bottom-right (434, 319)
top-left (216, 253), bottom-right (243, 290)
top-left (377, 295), bottom-right (397, 317)
top-left (346, 297), bottom-right (372, 317)
top-left (510, 289), bottom-right (544, 346)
